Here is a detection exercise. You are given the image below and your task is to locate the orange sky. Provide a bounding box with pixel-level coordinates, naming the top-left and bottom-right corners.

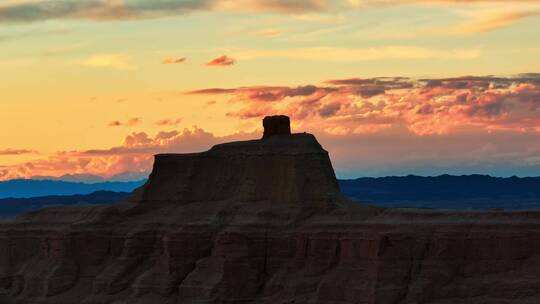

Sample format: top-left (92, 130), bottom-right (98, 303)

top-left (1, 0), bottom-right (540, 180)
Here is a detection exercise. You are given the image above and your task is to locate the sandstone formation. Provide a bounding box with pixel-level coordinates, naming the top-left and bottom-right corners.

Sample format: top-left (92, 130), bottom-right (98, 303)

top-left (1, 116), bottom-right (540, 304)
top-left (140, 133), bottom-right (342, 209)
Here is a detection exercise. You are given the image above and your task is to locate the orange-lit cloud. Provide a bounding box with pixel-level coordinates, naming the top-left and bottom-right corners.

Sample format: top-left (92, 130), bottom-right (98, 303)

top-left (162, 57), bottom-right (186, 64)
top-left (190, 85), bottom-right (324, 101)
top-left (0, 149), bottom-right (38, 156)
top-left (2, 74), bottom-right (540, 180)
top-left (192, 75), bottom-right (540, 136)
top-left (206, 55), bottom-right (236, 66)
top-left (0, 127), bottom-right (255, 181)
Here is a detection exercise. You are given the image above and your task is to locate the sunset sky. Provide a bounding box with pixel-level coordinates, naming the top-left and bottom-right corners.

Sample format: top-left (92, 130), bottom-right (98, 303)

top-left (1, 0), bottom-right (540, 180)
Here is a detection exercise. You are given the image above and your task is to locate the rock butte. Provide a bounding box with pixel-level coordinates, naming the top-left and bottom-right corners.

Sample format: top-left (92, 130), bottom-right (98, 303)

top-left (140, 117), bottom-right (342, 208)
top-left (0, 116), bottom-right (540, 304)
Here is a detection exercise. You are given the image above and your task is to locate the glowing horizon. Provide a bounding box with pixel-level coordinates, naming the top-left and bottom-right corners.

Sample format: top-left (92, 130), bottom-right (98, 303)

top-left (1, 0), bottom-right (540, 180)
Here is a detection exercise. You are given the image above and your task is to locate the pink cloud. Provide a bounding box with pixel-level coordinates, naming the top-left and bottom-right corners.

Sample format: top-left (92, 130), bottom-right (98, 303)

top-left (3, 74), bottom-right (540, 180)
top-left (189, 85), bottom-right (329, 102)
top-left (194, 75), bottom-right (540, 136)
top-left (0, 127), bottom-right (256, 181)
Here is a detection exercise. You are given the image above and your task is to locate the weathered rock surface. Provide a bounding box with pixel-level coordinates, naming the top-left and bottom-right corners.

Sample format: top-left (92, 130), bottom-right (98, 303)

top-left (2, 213), bottom-right (540, 304)
top-left (1, 116), bottom-right (540, 303)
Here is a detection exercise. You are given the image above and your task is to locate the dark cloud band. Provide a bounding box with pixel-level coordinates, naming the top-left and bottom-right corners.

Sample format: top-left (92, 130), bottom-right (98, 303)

top-left (0, 0), bottom-right (322, 23)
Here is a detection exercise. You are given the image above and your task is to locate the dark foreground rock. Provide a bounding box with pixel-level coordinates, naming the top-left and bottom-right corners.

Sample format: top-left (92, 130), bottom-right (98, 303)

top-left (1, 116), bottom-right (539, 304)
top-left (2, 211), bottom-right (540, 304)
top-left (262, 115), bottom-right (291, 139)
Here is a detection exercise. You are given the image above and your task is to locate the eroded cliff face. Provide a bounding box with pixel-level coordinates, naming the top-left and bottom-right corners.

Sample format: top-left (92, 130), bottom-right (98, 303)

top-left (2, 215), bottom-right (540, 304)
top-left (1, 116), bottom-right (540, 304)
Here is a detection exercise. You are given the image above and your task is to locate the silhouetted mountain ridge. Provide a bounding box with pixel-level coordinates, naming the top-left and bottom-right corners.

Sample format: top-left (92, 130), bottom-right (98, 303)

top-left (0, 179), bottom-right (146, 199)
top-left (0, 191), bottom-right (129, 218)
top-left (30, 172), bottom-right (149, 183)
top-left (2, 175), bottom-right (540, 212)
top-left (339, 174), bottom-right (540, 209)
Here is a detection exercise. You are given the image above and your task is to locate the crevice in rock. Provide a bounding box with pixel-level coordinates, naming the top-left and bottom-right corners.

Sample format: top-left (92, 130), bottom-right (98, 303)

top-left (400, 239), bottom-right (431, 304)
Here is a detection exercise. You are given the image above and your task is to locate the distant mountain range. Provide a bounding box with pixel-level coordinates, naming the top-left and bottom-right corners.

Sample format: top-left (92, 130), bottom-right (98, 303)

top-left (30, 172), bottom-right (149, 183)
top-left (0, 191), bottom-right (130, 218)
top-left (0, 179), bottom-right (146, 199)
top-left (339, 174), bottom-right (540, 210)
top-left (2, 175), bottom-right (540, 217)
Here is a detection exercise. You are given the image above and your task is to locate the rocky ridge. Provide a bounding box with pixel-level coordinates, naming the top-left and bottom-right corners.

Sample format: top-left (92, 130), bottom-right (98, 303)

top-left (0, 116), bottom-right (539, 304)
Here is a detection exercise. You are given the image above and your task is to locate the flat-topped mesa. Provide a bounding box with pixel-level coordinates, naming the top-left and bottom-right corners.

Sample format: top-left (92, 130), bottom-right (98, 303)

top-left (138, 116), bottom-right (343, 209)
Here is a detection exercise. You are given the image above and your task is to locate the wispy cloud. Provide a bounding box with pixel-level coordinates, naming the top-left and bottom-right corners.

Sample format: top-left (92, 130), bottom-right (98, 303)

top-left (207, 55), bottom-right (236, 66)
top-left (189, 85), bottom-right (324, 102)
top-left (292, 13), bottom-right (348, 24)
top-left (230, 46), bottom-right (481, 62)
top-left (108, 117), bottom-right (143, 127)
top-left (0, 0), bottom-right (210, 23)
top-left (80, 54), bottom-right (136, 70)
top-left (162, 57), bottom-right (186, 64)
top-left (0, 0), bottom-right (324, 24)
top-left (0, 149), bottom-right (38, 156)
top-left (155, 118), bottom-right (183, 126)
top-left (253, 28), bottom-right (282, 37)
top-left (214, 0), bottom-right (325, 13)
top-left (438, 10), bottom-right (539, 35)
top-left (1, 0), bottom-right (538, 25)
top-left (349, 0), bottom-right (540, 6)
top-left (188, 88), bottom-right (237, 94)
